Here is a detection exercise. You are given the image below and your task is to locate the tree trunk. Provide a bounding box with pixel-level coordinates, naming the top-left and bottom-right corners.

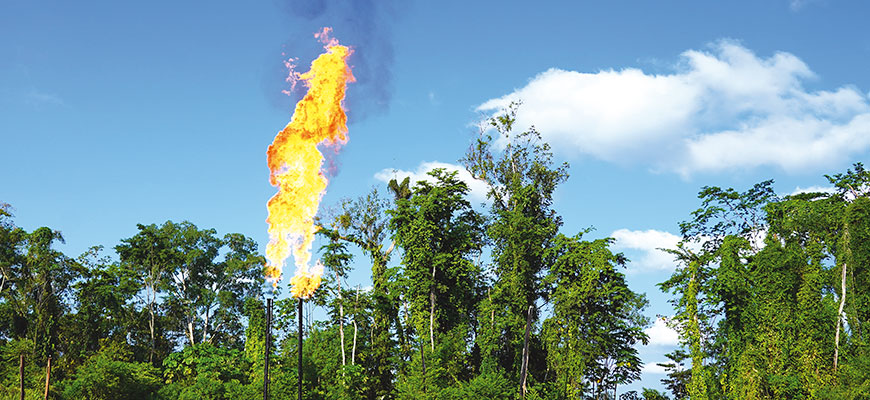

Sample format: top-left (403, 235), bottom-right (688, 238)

top-left (352, 285), bottom-right (360, 365)
top-left (202, 308), bottom-right (210, 345)
top-left (520, 305), bottom-right (534, 398)
top-left (835, 261), bottom-right (847, 370)
top-left (19, 354), bottom-right (24, 400)
top-left (187, 320), bottom-right (196, 346)
top-left (836, 223), bottom-right (852, 371)
top-left (338, 276), bottom-right (346, 366)
top-left (148, 296), bottom-right (156, 364)
top-left (43, 356), bottom-right (51, 400)
top-left (352, 319), bottom-right (358, 366)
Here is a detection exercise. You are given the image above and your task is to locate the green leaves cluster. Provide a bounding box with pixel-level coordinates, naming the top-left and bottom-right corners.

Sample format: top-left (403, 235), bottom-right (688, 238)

top-left (661, 164), bottom-right (870, 399)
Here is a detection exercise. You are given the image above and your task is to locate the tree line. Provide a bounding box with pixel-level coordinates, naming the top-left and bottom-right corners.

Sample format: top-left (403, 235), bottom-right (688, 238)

top-left (2, 105), bottom-right (868, 399)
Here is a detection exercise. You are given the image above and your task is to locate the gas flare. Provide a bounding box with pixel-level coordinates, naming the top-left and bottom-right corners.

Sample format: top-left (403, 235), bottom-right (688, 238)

top-left (266, 28), bottom-right (354, 298)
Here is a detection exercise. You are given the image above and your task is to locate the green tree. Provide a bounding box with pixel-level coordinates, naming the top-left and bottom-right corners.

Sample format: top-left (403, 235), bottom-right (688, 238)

top-left (332, 189), bottom-right (400, 398)
top-left (389, 169), bottom-right (485, 350)
top-left (62, 246), bottom-right (139, 368)
top-left (542, 234), bottom-right (648, 398)
top-left (60, 340), bottom-right (161, 400)
top-left (389, 169), bottom-right (486, 396)
top-left (462, 102), bottom-right (568, 385)
top-left (117, 221), bottom-right (265, 360)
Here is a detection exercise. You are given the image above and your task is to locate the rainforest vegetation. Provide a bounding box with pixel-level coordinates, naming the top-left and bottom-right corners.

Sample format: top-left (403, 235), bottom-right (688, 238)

top-left (2, 107), bottom-right (869, 399)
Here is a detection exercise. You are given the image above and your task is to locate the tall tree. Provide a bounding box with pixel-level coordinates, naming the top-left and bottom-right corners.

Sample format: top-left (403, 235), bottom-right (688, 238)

top-left (331, 189), bottom-right (399, 399)
top-left (116, 222), bottom-right (176, 364)
top-left (462, 102), bottom-right (568, 381)
top-left (389, 169), bottom-right (486, 395)
top-left (389, 169), bottom-right (485, 347)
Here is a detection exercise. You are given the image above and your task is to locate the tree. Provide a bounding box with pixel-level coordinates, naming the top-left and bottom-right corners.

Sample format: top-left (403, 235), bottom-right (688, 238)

top-left (389, 169), bottom-right (486, 395)
top-left (389, 169), bottom-right (485, 347)
top-left (117, 221), bottom-right (265, 353)
top-left (62, 246), bottom-right (139, 367)
top-left (331, 189), bottom-right (400, 398)
top-left (1, 225), bottom-right (77, 363)
top-left (462, 102), bottom-right (568, 383)
top-left (542, 234), bottom-right (648, 398)
top-left (60, 339), bottom-right (161, 400)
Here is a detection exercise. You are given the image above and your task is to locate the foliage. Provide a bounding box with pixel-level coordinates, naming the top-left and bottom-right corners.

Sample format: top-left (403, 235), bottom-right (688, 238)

top-left (5, 122), bottom-right (870, 399)
top-left (542, 233), bottom-right (649, 398)
top-left (462, 102), bottom-right (568, 384)
top-left (60, 340), bottom-right (161, 400)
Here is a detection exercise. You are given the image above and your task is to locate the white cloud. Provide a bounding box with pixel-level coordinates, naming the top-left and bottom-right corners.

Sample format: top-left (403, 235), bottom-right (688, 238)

top-left (611, 229), bottom-right (681, 272)
top-left (374, 161), bottom-right (489, 203)
top-left (478, 40), bottom-right (870, 176)
top-left (645, 317), bottom-right (680, 347)
top-left (642, 362), bottom-right (669, 375)
top-left (791, 185), bottom-right (836, 196)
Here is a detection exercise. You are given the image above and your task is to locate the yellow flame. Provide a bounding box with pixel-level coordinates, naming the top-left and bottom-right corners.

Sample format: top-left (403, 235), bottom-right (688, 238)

top-left (265, 28), bottom-right (354, 298)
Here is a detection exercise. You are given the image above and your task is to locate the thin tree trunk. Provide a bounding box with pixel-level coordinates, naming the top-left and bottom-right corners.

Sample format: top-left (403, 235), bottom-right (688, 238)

top-left (430, 263), bottom-right (436, 351)
top-left (429, 291), bottom-right (436, 352)
top-left (352, 320), bottom-right (358, 365)
top-left (187, 320), bottom-right (196, 346)
top-left (19, 354), bottom-right (24, 400)
top-left (148, 294), bottom-right (155, 364)
top-left (43, 356), bottom-right (51, 400)
top-left (520, 305), bottom-right (534, 398)
top-left (835, 261), bottom-right (847, 370)
top-left (202, 308), bottom-right (210, 344)
top-left (836, 222), bottom-right (853, 371)
top-left (352, 285), bottom-right (360, 365)
top-left (338, 276), bottom-right (346, 366)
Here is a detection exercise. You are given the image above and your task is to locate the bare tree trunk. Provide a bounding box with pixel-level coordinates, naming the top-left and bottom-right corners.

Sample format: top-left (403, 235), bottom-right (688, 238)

top-left (43, 356), bottom-right (51, 400)
top-left (148, 296), bottom-right (156, 364)
top-left (352, 320), bottom-right (358, 365)
top-left (520, 305), bottom-right (534, 398)
top-left (352, 285), bottom-right (360, 365)
top-left (187, 320), bottom-right (196, 346)
top-left (19, 354), bottom-right (24, 400)
top-left (835, 261), bottom-right (847, 370)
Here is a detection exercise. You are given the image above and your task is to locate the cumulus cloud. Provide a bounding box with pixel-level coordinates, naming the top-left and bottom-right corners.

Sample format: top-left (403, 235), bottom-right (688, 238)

top-left (645, 317), bottom-right (680, 347)
top-left (478, 41), bottom-right (870, 176)
top-left (611, 229), bottom-right (682, 272)
top-left (374, 161), bottom-right (489, 203)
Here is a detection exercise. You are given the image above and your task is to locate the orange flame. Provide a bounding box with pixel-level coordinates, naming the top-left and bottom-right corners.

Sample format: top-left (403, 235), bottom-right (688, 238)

top-left (266, 28), bottom-right (354, 298)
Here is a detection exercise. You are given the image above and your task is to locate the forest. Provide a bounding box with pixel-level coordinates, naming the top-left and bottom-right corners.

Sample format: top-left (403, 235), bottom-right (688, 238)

top-left (2, 107), bottom-right (870, 400)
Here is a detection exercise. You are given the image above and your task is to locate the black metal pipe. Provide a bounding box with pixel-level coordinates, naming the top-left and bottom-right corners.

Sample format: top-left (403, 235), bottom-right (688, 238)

top-left (264, 298), bottom-right (272, 400)
top-left (298, 298), bottom-right (303, 400)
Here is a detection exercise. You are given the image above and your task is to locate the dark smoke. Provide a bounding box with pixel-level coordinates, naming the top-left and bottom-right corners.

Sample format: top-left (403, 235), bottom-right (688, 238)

top-left (270, 0), bottom-right (403, 122)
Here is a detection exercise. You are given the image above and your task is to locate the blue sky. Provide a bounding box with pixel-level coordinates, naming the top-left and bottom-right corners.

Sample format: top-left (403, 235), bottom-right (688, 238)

top-left (3, 0), bottom-right (870, 393)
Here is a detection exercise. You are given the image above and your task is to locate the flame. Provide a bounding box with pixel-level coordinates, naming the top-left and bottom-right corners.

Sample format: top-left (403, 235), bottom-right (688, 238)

top-left (266, 28), bottom-right (354, 298)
